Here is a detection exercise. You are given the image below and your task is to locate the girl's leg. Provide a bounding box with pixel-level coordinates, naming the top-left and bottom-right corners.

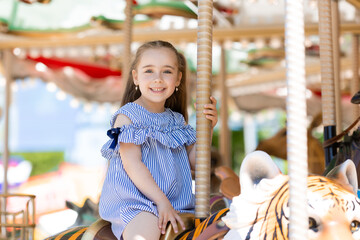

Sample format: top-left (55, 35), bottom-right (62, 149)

top-left (123, 211), bottom-right (161, 240)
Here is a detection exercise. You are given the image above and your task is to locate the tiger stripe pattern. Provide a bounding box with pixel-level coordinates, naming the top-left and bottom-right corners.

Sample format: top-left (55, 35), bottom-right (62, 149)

top-left (223, 175), bottom-right (360, 240)
top-left (177, 208), bottom-right (229, 240)
top-left (43, 226), bottom-right (88, 240)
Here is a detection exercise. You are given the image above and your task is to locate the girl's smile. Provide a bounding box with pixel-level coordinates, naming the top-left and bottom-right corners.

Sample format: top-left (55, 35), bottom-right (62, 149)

top-left (150, 87), bottom-right (165, 92)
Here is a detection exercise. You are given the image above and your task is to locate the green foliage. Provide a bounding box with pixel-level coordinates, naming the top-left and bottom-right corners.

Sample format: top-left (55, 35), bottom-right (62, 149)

top-left (230, 130), bottom-right (246, 174)
top-left (212, 129), bottom-right (245, 174)
top-left (9, 152), bottom-right (64, 176)
top-left (257, 110), bottom-right (286, 142)
top-left (257, 128), bottom-right (273, 142)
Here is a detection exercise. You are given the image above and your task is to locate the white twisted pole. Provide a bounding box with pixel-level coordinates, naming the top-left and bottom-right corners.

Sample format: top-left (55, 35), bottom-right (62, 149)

top-left (195, 0), bottom-right (213, 221)
top-left (285, 1), bottom-right (308, 239)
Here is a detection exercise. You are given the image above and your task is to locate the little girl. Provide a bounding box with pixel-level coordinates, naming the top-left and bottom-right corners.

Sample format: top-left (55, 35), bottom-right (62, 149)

top-left (99, 40), bottom-right (218, 240)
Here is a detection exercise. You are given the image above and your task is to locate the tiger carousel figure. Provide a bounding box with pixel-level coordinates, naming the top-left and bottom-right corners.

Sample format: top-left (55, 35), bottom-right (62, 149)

top-left (222, 150), bottom-right (360, 240)
top-left (45, 150), bottom-right (360, 240)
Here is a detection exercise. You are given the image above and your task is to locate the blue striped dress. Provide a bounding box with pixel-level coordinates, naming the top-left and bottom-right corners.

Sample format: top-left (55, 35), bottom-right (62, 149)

top-left (99, 102), bottom-right (196, 239)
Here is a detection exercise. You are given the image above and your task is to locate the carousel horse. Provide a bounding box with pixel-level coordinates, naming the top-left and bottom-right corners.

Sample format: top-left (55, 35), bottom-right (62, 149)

top-left (322, 118), bottom-right (360, 181)
top-left (322, 91), bottom-right (360, 184)
top-left (256, 113), bottom-right (325, 175)
top-left (66, 198), bottom-right (99, 228)
top-left (45, 150), bottom-right (360, 240)
top-left (214, 165), bottom-right (240, 200)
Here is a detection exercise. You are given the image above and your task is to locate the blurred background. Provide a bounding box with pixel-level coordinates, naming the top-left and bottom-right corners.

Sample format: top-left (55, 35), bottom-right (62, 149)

top-left (0, 0), bottom-right (359, 239)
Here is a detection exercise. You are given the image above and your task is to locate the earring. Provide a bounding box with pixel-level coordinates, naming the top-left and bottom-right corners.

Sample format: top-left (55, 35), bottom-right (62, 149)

top-left (135, 85), bottom-right (138, 91)
top-left (175, 87), bottom-right (179, 92)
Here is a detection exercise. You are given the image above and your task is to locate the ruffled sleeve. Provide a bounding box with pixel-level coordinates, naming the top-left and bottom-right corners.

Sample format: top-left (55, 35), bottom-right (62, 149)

top-left (101, 123), bottom-right (196, 160)
top-left (101, 103), bottom-right (197, 160)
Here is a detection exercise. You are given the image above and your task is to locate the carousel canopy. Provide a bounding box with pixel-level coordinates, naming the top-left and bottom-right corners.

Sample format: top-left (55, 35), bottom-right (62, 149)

top-left (0, 0), bottom-right (359, 110)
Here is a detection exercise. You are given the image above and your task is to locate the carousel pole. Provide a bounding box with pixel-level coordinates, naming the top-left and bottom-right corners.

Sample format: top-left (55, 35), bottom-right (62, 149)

top-left (331, 0), bottom-right (342, 134)
top-left (195, 0), bottom-right (213, 225)
top-left (351, 34), bottom-right (359, 120)
top-left (122, 0), bottom-right (133, 92)
top-left (0, 49), bottom-right (12, 238)
top-left (351, 9), bottom-right (360, 120)
top-left (0, 50), bottom-right (11, 195)
top-left (284, 1), bottom-right (308, 239)
top-left (219, 42), bottom-right (231, 168)
top-left (318, 0), bottom-right (337, 166)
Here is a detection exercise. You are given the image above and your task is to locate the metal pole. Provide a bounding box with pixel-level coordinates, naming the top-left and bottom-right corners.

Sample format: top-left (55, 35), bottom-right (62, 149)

top-left (122, 0), bottom-right (133, 93)
top-left (219, 42), bottom-right (231, 168)
top-left (195, 0), bottom-right (213, 223)
top-left (1, 49), bottom-right (12, 238)
top-left (285, 0), bottom-right (308, 239)
top-left (351, 34), bottom-right (359, 121)
top-left (331, 0), bottom-right (342, 134)
top-left (318, 0), bottom-right (337, 166)
top-left (1, 50), bottom-right (11, 196)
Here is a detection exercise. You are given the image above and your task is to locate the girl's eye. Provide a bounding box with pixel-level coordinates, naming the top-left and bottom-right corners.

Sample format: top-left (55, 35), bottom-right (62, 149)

top-left (351, 220), bottom-right (360, 233)
top-left (164, 70), bottom-right (172, 74)
top-left (309, 217), bottom-right (319, 232)
top-left (144, 69), bottom-right (153, 73)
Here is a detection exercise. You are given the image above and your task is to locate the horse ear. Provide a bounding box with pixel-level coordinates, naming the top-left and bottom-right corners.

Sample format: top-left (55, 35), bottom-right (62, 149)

top-left (240, 151), bottom-right (281, 194)
top-left (326, 159), bottom-right (358, 194)
top-left (66, 200), bottom-right (81, 212)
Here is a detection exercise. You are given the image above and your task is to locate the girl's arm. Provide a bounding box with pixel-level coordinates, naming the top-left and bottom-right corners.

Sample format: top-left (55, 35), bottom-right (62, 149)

top-left (115, 114), bottom-right (185, 235)
top-left (188, 96), bottom-right (218, 170)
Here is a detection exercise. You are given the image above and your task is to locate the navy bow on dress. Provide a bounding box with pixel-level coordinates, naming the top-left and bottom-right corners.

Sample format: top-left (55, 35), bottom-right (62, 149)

top-left (107, 127), bottom-right (121, 150)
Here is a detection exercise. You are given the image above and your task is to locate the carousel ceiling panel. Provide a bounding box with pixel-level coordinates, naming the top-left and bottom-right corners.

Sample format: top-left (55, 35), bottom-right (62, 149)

top-left (0, 0), bottom-right (359, 105)
top-left (0, 0), bottom-right (126, 32)
top-left (9, 56), bottom-right (124, 103)
top-left (0, 0), bottom-right (196, 35)
top-left (134, 0), bottom-right (197, 18)
top-left (27, 56), bottom-right (121, 79)
top-left (233, 91), bottom-right (355, 127)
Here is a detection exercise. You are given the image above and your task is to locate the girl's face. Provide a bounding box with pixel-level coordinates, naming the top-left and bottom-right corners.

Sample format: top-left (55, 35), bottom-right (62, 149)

top-left (132, 47), bottom-right (181, 111)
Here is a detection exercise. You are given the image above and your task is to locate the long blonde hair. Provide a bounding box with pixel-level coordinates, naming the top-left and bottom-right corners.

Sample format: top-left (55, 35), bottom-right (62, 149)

top-left (121, 40), bottom-right (188, 121)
